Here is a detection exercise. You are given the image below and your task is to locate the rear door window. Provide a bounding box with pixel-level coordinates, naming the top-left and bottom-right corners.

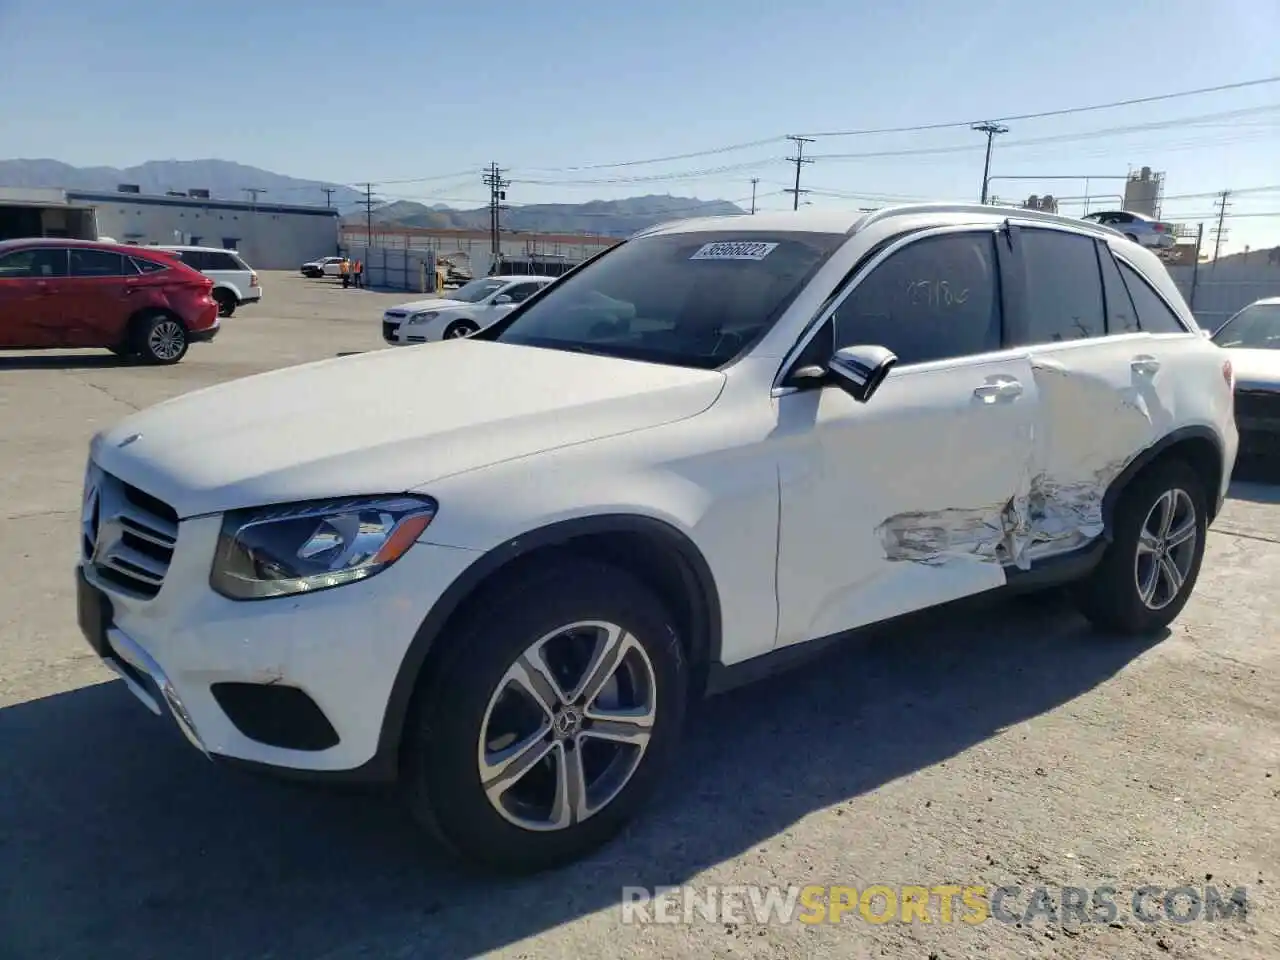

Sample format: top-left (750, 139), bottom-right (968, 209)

top-left (69, 248), bottom-right (127, 277)
top-left (206, 252), bottom-right (244, 271)
top-left (1014, 228), bottom-right (1105, 344)
top-left (1096, 242), bottom-right (1139, 333)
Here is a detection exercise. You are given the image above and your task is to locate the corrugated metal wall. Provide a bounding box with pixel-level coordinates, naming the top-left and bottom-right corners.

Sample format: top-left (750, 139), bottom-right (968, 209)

top-left (1168, 255), bottom-right (1280, 332)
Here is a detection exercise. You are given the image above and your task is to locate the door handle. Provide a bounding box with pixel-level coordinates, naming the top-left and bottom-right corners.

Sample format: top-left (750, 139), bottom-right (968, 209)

top-left (1131, 355), bottom-right (1161, 375)
top-left (973, 378), bottom-right (1023, 402)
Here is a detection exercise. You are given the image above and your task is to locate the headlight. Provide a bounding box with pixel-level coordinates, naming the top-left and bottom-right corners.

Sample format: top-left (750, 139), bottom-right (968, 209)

top-left (406, 311), bottom-right (438, 325)
top-left (210, 495), bottom-right (437, 600)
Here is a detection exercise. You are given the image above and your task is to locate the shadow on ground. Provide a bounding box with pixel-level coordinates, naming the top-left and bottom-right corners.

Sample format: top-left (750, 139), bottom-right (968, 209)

top-left (0, 592), bottom-right (1165, 960)
top-left (0, 352), bottom-right (132, 371)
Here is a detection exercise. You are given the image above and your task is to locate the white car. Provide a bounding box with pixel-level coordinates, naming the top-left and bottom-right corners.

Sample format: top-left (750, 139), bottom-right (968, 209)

top-left (1210, 296), bottom-right (1280, 455)
top-left (154, 245), bottom-right (261, 318)
top-left (382, 274), bottom-right (553, 344)
top-left (1081, 210), bottom-right (1177, 249)
top-left (75, 203), bottom-right (1237, 873)
top-left (301, 256), bottom-right (346, 279)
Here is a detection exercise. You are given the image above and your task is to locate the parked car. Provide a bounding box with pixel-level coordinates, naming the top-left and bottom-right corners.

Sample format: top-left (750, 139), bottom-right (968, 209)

top-left (1210, 296), bottom-right (1280, 454)
top-left (301, 256), bottom-right (346, 279)
top-left (1081, 210), bottom-right (1176, 249)
top-left (0, 238), bottom-right (219, 363)
top-left (382, 274), bottom-right (553, 344)
top-left (153, 245), bottom-right (261, 318)
top-left (75, 203), bottom-right (1237, 873)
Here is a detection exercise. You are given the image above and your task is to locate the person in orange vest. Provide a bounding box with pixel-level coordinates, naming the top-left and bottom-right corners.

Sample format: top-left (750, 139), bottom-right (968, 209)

top-left (339, 257), bottom-right (350, 288)
top-left (354, 259), bottom-right (364, 288)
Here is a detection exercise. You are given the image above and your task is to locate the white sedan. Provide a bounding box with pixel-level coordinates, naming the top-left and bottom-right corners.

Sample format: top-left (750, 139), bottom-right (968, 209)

top-left (381, 275), bottom-right (552, 345)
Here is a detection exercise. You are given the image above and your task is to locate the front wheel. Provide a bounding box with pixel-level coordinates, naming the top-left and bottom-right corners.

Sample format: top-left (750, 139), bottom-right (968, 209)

top-left (1071, 458), bottom-right (1207, 635)
top-left (137, 314), bottom-right (189, 365)
top-left (442, 319), bottom-right (480, 339)
top-left (402, 559), bottom-right (688, 873)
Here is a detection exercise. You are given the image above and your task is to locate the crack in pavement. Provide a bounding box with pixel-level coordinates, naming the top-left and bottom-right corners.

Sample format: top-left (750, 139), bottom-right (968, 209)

top-left (63, 371), bottom-right (141, 411)
top-left (1, 508), bottom-right (77, 522)
top-left (1210, 526), bottom-right (1280, 545)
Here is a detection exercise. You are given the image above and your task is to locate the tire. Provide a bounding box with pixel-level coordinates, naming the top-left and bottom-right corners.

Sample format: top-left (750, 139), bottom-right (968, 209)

top-left (402, 558), bottom-right (688, 873)
top-left (135, 313), bottom-right (189, 365)
top-left (1071, 458), bottom-right (1207, 635)
top-left (213, 290), bottom-right (236, 318)
top-left (442, 319), bottom-right (480, 339)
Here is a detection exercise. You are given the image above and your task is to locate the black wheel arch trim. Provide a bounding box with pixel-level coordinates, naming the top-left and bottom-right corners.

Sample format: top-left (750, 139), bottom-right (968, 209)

top-left (364, 513), bottom-right (723, 782)
top-left (1101, 424), bottom-right (1226, 538)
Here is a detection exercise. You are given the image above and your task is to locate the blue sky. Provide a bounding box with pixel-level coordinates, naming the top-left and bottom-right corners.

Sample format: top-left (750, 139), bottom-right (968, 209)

top-left (1, 0), bottom-right (1277, 252)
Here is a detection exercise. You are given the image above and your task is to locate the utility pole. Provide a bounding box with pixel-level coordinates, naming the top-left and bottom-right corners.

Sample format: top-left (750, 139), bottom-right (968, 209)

top-left (1210, 190), bottom-right (1231, 263)
top-left (243, 187), bottom-right (266, 209)
top-left (482, 163), bottom-right (510, 272)
top-left (784, 135), bottom-right (814, 211)
top-left (321, 187), bottom-right (336, 208)
top-left (355, 183), bottom-right (376, 250)
top-left (750, 178), bottom-right (759, 215)
top-left (971, 122), bottom-right (1009, 204)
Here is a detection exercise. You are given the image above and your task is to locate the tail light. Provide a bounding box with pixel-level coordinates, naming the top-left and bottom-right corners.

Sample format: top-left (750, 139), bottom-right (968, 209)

top-left (250, 272), bottom-right (259, 288)
top-left (1153, 223), bottom-right (1170, 233)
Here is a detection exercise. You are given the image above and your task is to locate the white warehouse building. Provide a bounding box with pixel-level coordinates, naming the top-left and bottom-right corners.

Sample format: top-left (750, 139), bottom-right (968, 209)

top-left (66, 187), bottom-right (341, 270)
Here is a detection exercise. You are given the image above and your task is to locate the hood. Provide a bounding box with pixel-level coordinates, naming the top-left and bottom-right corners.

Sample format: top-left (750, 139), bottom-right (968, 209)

top-left (1224, 347), bottom-right (1280, 391)
top-left (388, 297), bottom-right (468, 313)
top-left (91, 341), bottom-right (725, 518)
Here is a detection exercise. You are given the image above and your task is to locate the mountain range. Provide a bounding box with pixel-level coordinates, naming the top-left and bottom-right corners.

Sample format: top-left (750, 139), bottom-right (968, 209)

top-left (0, 158), bottom-right (745, 237)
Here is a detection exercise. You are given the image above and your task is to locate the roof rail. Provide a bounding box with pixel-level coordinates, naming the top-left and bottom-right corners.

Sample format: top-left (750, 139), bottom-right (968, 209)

top-left (852, 202), bottom-right (1124, 238)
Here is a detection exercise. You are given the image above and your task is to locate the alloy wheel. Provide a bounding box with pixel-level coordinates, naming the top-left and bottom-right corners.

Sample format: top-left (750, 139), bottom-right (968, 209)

top-left (1134, 487), bottom-right (1197, 611)
top-left (477, 620), bottom-right (657, 832)
top-left (147, 320), bottom-right (186, 361)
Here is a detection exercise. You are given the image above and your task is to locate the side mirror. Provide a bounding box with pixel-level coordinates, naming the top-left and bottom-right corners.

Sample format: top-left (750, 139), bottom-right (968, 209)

top-left (493, 294), bottom-right (513, 305)
top-left (827, 345), bottom-right (898, 403)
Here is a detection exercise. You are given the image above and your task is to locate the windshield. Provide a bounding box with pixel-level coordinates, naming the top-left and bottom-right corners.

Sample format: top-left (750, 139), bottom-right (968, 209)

top-left (492, 231), bottom-right (846, 369)
top-left (1213, 303), bottom-right (1280, 349)
top-left (450, 278), bottom-right (507, 303)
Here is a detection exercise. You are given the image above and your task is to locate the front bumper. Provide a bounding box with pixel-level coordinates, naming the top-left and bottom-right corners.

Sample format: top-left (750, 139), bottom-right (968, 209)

top-left (76, 511), bottom-right (481, 775)
top-left (1235, 387), bottom-right (1280, 454)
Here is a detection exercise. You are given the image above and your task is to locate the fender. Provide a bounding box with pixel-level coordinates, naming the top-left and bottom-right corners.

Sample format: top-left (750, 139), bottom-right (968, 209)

top-left (1100, 424), bottom-right (1227, 537)
top-left (353, 513), bottom-right (724, 781)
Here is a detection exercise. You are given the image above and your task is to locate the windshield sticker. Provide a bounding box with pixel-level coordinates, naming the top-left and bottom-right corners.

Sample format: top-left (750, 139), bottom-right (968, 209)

top-left (690, 241), bottom-right (779, 261)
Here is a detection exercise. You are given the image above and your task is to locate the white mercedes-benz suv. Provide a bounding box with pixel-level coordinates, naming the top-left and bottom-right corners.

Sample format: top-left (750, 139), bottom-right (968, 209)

top-left (76, 204), bottom-right (1238, 873)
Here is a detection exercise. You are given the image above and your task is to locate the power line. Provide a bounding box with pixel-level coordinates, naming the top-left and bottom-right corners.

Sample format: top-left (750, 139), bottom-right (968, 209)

top-left (784, 136), bottom-right (814, 211)
top-left (798, 74), bottom-right (1280, 138)
top-left (810, 103), bottom-right (1280, 161)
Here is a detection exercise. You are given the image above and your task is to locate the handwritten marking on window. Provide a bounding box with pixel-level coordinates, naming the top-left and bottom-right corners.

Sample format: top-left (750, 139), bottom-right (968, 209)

top-left (904, 279), bottom-right (970, 308)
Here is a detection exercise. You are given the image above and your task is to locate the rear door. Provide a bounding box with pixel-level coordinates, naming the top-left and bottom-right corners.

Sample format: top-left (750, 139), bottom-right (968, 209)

top-left (62, 248), bottom-right (135, 346)
top-left (1003, 223), bottom-right (1168, 564)
top-left (0, 247), bottom-right (69, 347)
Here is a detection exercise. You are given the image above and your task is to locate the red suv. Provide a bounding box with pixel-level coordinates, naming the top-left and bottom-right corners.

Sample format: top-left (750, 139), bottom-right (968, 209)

top-left (0, 239), bottom-right (220, 364)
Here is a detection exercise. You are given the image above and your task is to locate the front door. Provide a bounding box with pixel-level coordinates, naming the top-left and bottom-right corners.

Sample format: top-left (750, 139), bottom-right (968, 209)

top-left (774, 227), bottom-right (1039, 646)
top-left (0, 246), bottom-right (69, 347)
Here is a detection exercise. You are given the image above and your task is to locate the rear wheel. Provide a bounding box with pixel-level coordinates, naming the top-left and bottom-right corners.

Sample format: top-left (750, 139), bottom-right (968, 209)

top-left (401, 559), bottom-right (688, 873)
top-left (1071, 458), bottom-right (1207, 635)
top-left (442, 319), bottom-right (480, 339)
top-left (213, 289), bottom-right (236, 318)
top-left (1124, 232), bottom-right (1140, 243)
top-left (136, 313), bottom-right (189, 365)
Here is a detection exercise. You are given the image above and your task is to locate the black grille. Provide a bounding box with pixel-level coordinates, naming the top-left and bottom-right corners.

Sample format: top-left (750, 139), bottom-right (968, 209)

top-left (382, 320), bottom-right (398, 342)
top-left (1235, 389), bottom-right (1280, 422)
